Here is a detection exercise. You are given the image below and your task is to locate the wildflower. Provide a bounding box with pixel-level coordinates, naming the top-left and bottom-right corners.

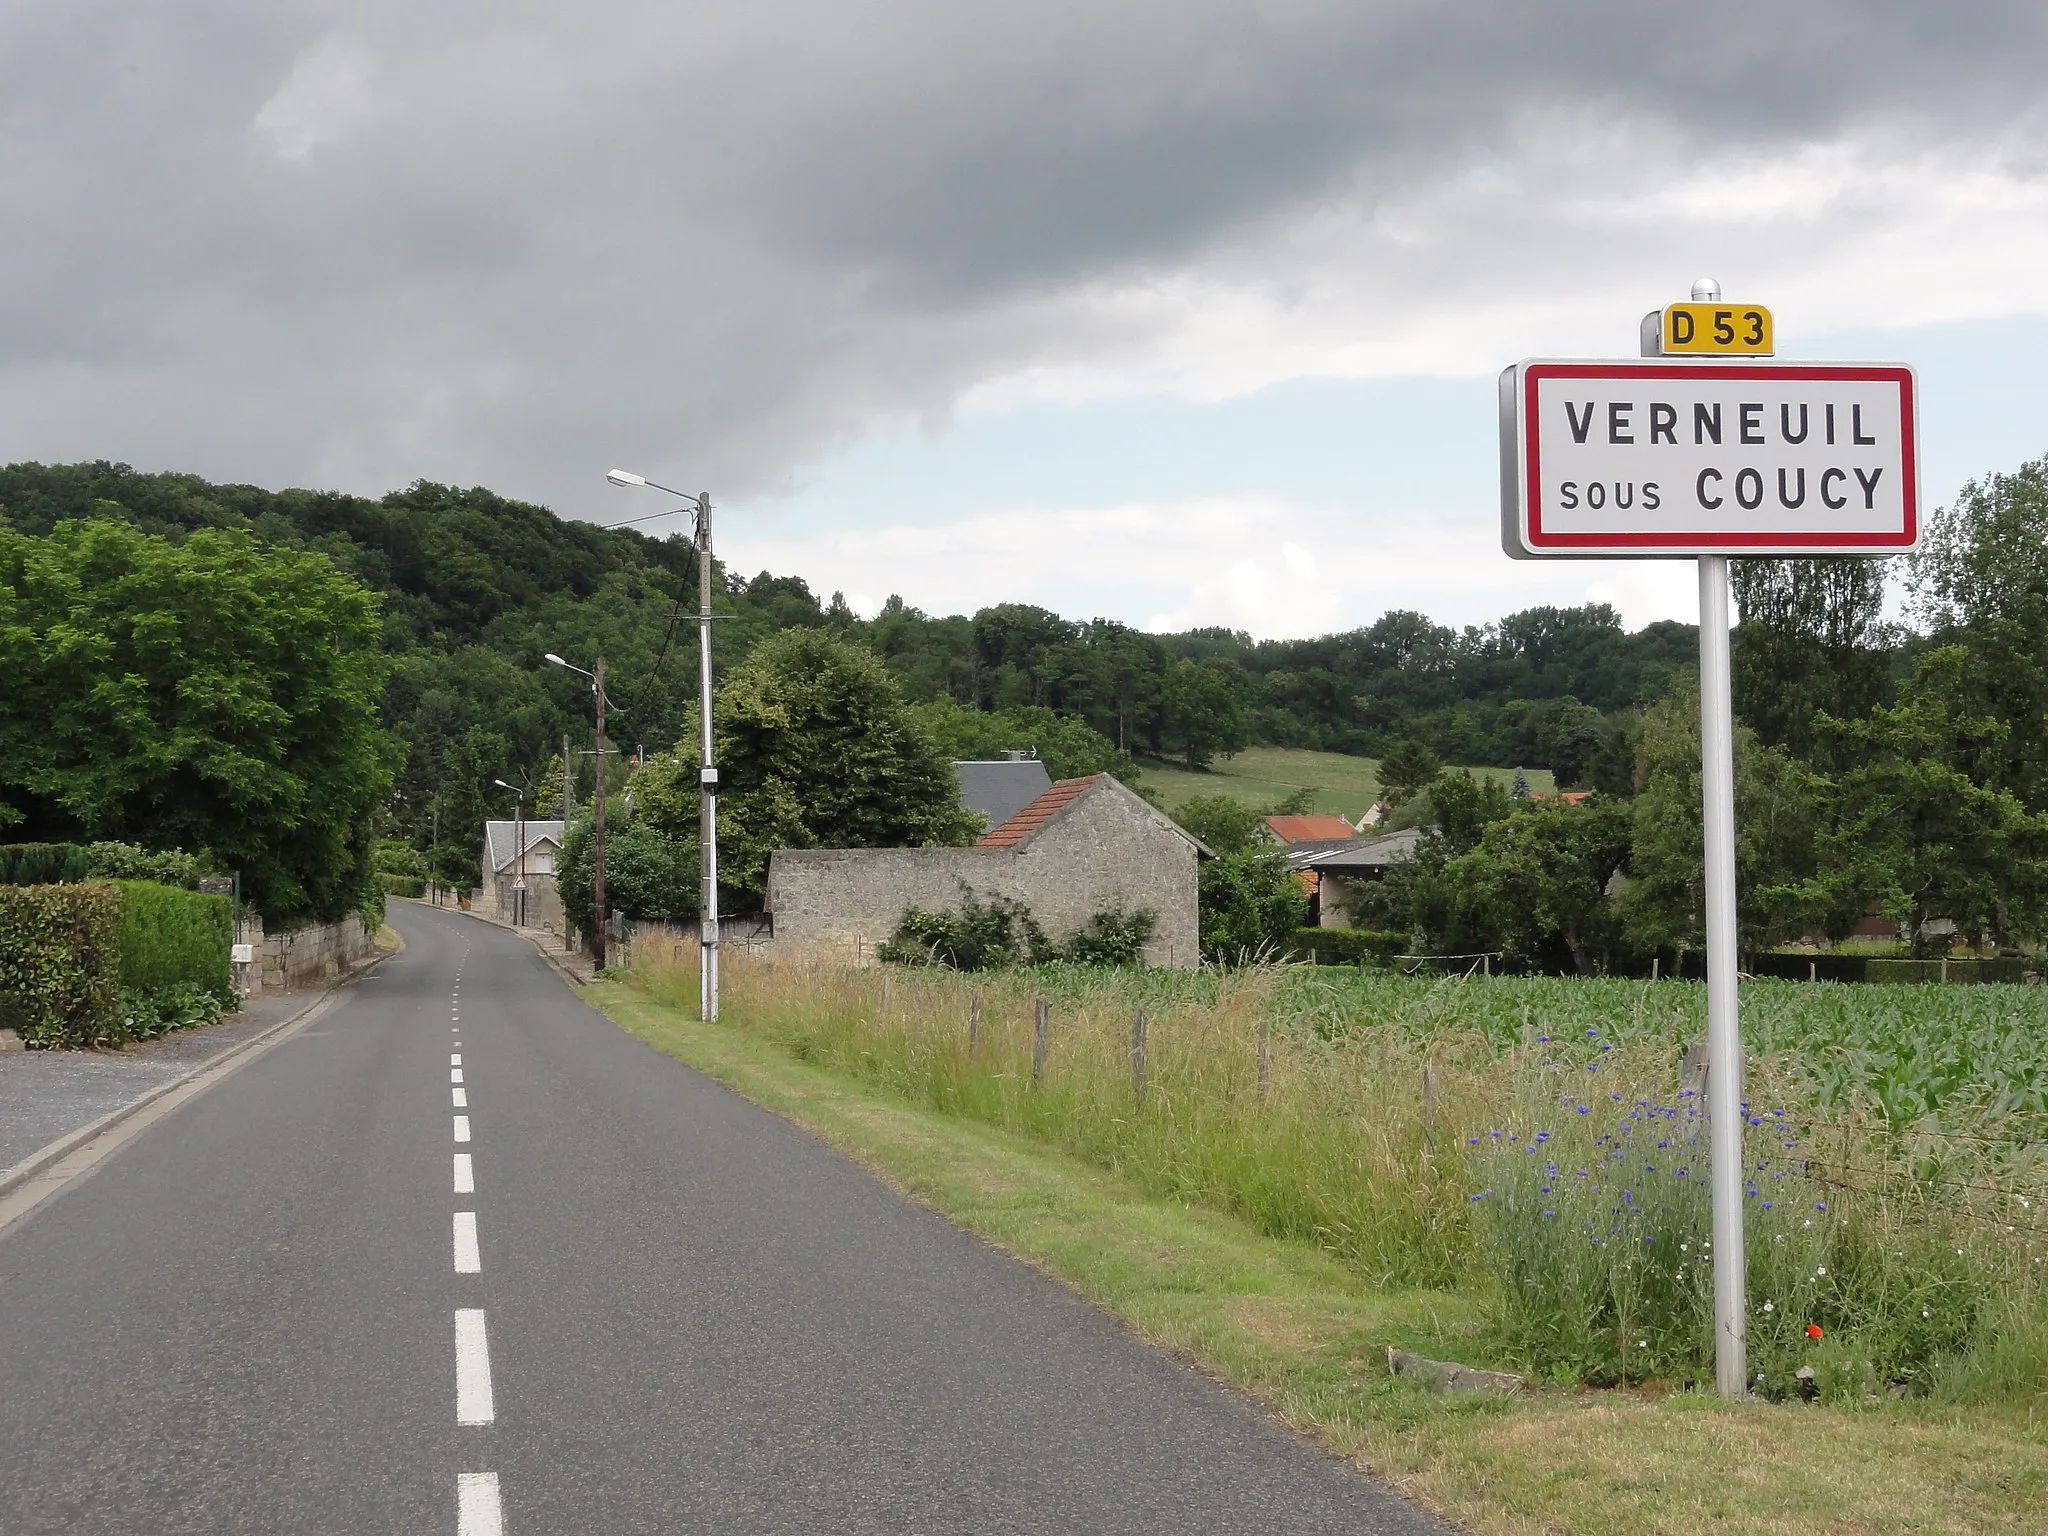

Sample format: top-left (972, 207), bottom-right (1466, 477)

top-left (1679, 1243), bottom-right (1689, 1252)
top-left (1468, 1190), bottom-right (1491, 1201)
top-left (1467, 1136), bottom-right (1480, 1145)
top-left (1677, 1168), bottom-right (1690, 1177)
top-left (1802, 1219), bottom-right (1813, 1229)
top-left (1807, 1324), bottom-right (1823, 1340)
top-left (1638, 1339), bottom-right (1648, 1348)
top-left (1534, 1131), bottom-right (1551, 1144)
top-left (1815, 1202), bottom-right (1827, 1212)
top-left (1763, 1301), bottom-right (1775, 1314)
top-left (1542, 1209), bottom-right (1556, 1219)
top-left (1610, 1091), bottom-right (1623, 1101)
top-left (1537, 1034), bottom-right (1551, 1043)
top-left (1922, 1307), bottom-right (1931, 1318)
top-left (1762, 1201), bottom-right (1774, 1209)
top-left (1586, 1027), bottom-right (1599, 1037)
top-left (1814, 1267), bottom-right (1827, 1277)
top-left (1576, 1104), bottom-right (1591, 1114)
top-left (1587, 1063), bottom-right (1600, 1073)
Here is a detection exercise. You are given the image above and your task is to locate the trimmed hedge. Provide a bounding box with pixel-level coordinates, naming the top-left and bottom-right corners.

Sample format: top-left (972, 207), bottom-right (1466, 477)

top-left (0, 883), bottom-right (122, 1047)
top-left (1288, 927), bottom-right (1409, 967)
top-left (378, 873), bottom-right (427, 899)
top-left (114, 880), bottom-right (232, 1000)
top-left (0, 843), bottom-right (90, 885)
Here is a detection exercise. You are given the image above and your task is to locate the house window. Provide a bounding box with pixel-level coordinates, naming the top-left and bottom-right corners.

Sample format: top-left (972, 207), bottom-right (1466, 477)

top-left (530, 852), bottom-right (555, 874)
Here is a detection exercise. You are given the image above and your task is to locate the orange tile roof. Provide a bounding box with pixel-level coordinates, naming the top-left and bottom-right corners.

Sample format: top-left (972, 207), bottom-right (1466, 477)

top-left (1535, 790), bottom-right (1592, 805)
top-left (1263, 814), bottom-right (1357, 843)
top-left (978, 774), bottom-right (1103, 849)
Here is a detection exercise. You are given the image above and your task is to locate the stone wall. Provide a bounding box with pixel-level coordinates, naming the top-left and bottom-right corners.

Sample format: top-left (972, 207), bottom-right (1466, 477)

top-left (766, 777), bottom-right (1200, 968)
top-left (236, 913), bottom-right (376, 994)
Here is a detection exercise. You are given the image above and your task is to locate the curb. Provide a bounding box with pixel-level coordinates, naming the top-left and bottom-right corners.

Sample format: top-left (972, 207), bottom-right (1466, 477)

top-left (0, 950), bottom-right (392, 1209)
top-left (421, 900), bottom-right (591, 987)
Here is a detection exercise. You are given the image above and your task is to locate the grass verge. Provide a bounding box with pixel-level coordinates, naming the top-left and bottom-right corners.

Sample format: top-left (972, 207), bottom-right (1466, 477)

top-left (589, 978), bottom-right (2048, 1536)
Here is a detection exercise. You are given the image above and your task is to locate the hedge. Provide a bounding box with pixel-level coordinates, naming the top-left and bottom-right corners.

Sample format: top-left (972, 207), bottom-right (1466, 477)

top-left (378, 873), bottom-right (427, 899)
top-left (114, 880), bottom-right (232, 1000)
top-left (0, 884), bottom-right (122, 1047)
top-left (0, 843), bottom-right (90, 885)
top-left (1287, 927), bottom-right (1409, 967)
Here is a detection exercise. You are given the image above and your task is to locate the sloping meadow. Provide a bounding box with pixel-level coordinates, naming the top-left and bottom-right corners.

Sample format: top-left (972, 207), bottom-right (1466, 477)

top-left (624, 949), bottom-right (2048, 1406)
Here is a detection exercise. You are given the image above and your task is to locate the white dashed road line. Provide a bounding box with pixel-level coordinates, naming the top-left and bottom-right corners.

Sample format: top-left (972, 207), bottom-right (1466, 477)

top-left (453, 1087), bottom-right (468, 1108)
top-left (455, 1309), bottom-right (495, 1424)
top-left (454, 1153), bottom-right (474, 1194)
top-left (453, 1211), bottom-right (481, 1274)
top-left (457, 1472), bottom-right (504, 1536)
top-left (454, 1115), bottom-right (471, 1143)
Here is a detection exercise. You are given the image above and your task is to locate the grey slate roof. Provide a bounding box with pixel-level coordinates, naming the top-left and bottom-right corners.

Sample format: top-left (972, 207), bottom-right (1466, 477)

top-left (954, 759), bottom-right (1054, 833)
top-left (1284, 826), bottom-right (1422, 872)
top-left (484, 819), bottom-right (566, 876)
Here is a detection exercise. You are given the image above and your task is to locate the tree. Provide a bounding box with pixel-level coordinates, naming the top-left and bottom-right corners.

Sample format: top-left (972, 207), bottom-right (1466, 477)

top-left (1733, 558), bottom-right (1889, 761)
top-left (0, 518), bottom-right (396, 923)
top-left (636, 629), bottom-right (980, 904)
top-left (1907, 458), bottom-right (2048, 808)
top-left (558, 815), bottom-right (695, 936)
top-left (1198, 851), bottom-right (1306, 962)
top-left (904, 697), bottom-right (1134, 783)
top-left (1535, 697), bottom-right (1606, 788)
top-left (1160, 658), bottom-right (1248, 768)
top-left (1172, 794), bottom-right (1267, 854)
top-left (1619, 688), bottom-right (1830, 957)
top-left (1440, 797), bottom-right (1633, 974)
top-left (1423, 770), bottom-right (1514, 857)
top-left (1812, 647), bottom-right (2048, 951)
top-left (1377, 739), bottom-right (1441, 806)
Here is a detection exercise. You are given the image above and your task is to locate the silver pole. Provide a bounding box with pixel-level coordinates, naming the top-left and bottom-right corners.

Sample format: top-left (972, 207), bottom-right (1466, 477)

top-left (1675, 274), bottom-right (1747, 1397)
top-left (697, 494), bottom-right (720, 1021)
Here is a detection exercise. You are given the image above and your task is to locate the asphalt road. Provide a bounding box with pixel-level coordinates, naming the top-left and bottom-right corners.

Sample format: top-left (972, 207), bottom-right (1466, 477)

top-left (0, 903), bottom-right (1449, 1535)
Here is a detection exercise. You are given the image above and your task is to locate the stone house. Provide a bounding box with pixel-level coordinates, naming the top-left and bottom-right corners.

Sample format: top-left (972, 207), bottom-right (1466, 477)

top-left (482, 818), bottom-right (566, 930)
top-left (954, 755), bottom-right (1054, 834)
top-left (766, 774), bottom-right (1207, 967)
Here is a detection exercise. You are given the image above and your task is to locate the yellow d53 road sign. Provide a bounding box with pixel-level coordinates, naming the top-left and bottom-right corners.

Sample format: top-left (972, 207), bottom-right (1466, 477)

top-left (1663, 302), bottom-right (1772, 354)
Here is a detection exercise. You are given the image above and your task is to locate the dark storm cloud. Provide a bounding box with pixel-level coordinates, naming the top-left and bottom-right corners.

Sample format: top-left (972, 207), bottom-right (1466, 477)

top-left (0, 1), bottom-right (2043, 511)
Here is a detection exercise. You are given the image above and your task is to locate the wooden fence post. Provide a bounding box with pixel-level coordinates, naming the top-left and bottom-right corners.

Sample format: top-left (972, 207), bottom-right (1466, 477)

top-left (1257, 1011), bottom-right (1271, 1102)
top-left (1421, 1061), bottom-right (1437, 1155)
top-left (969, 989), bottom-right (982, 1055)
top-left (1031, 995), bottom-right (1049, 1084)
top-left (1131, 1006), bottom-right (1148, 1106)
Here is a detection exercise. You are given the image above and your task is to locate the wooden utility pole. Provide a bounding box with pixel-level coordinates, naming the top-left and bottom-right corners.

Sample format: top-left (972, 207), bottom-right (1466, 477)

top-left (593, 654), bottom-right (608, 969)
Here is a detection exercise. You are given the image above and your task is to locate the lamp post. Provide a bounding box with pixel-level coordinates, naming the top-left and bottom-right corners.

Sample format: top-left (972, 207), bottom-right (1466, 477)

top-left (605, 469), bottom-right (720, 1021)
top-left (545, 651), bottom-right (615, 968)
top-left (493, 779), bottom-right (526, 927)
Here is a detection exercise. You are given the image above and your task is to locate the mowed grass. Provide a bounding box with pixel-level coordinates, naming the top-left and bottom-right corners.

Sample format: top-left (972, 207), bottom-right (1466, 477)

top-left (590, 959), bottom-right (2048, 1536)
top-left (1137, 745), bottom-right (1556, 820)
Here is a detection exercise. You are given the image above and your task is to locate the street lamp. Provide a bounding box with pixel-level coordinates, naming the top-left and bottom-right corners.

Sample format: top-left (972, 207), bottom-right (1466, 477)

top-left (607, 469), bottom-right (721, 1022)
top-left (545, 650), bottom-right (616, 968)
top-left (493, 779), bottom-right (526, 928)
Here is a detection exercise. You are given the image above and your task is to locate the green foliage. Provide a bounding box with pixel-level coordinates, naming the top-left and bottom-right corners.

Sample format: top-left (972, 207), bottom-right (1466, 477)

top-left (0, 883), bottom-right (121, 1046)
top-left (83, 842), bottom-right (205, 887)
top-left (905, 697), bottom-right (1134, 783)
top-left (639, 629), bottom-right (980, 904)
top-left (117, 982), bottom-right (228, 1041)
top-left (1171, 794), bottom-right (1267, 855)
top-left (1424, 797), bottom-right (1634, 974)
top-left (372, 838), bottom-right (426, 878)
top-left (879, 893), bottom-right (1051, 970)
top-left (378, 873), bottom-right (427, 898)
top-left (0, 843), bottom-right (89, 884)
top-left (1061, 908), bottom-right (1158, 966)
top-left (1286, 927), bottom-right (1406, 966)
top-left (1422, 770), bottom-right (1514, 856)
top-left (0, 517), bottom-right (397, 924)
top-left (1733, 557), bottom-right (1889, 761)
top-left (1376, 739), bottom-right (1442, 806)
top-left (1160, 657), bottom-right (1250, 768)
top-left (112, 880), bottom-right (231, 1000)
top-left (1198, 850), bottom-right (1307, 962)
top-left (558, 816), bottom-right (696, 937)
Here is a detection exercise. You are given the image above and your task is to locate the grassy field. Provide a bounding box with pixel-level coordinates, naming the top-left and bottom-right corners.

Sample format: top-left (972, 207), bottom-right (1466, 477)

top-left (593, 955), bottom-right (2048, 1536)
top-left (1135, 745), bottom-right (1556, 820)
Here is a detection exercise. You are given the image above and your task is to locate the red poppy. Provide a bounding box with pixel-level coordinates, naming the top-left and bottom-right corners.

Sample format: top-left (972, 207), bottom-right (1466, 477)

top-left (1806, 1324), bottom-right (1824, 1339)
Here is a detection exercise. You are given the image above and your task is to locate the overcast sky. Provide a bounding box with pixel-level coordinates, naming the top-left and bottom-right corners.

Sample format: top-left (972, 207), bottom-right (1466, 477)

top-left (6, 2), bottom-right (2048, 636)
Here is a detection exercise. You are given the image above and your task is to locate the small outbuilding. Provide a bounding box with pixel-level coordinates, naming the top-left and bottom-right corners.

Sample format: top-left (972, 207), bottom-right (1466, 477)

top-left (1286, 827), bottom-right (1421, 929)
top-left (482, 819), bottom-right (566, 930)
top-left (767, 774), bottom-right (1207, 967)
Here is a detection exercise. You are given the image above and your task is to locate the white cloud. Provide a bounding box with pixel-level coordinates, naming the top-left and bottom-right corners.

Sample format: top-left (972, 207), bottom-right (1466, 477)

top-left (252, 37), bottom-right (379, 162)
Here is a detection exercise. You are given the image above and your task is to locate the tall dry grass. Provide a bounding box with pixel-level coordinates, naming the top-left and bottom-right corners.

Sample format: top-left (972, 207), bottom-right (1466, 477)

top-left (620, 940), bottom-right (2048, 1402)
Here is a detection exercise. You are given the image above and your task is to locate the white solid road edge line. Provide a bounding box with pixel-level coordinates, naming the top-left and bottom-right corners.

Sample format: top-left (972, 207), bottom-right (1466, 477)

top-left (455, 1309), bottom-right (495, 1424)
top-left (453, 1211), bottom-right (482, 1273)
top-left (454, 1153), bottom-right (475, 1194)
top-left (454, 1115), bottom-right (471, 1143)
top-left (457, 1471), bottom-right (504, 1536)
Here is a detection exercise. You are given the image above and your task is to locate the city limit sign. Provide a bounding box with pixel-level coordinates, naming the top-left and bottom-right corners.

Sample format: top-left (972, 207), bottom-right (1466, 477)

top-left (1499, 359), bottom-right (1918, 558)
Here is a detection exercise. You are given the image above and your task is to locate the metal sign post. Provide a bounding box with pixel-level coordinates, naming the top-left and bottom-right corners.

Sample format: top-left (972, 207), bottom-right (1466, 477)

top-left (1498, 281), bottom-right (1920, 1396)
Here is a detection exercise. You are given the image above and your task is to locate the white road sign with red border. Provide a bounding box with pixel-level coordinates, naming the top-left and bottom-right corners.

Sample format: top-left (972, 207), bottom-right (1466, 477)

top-left (1499, 359), bottom-right (1919, 557)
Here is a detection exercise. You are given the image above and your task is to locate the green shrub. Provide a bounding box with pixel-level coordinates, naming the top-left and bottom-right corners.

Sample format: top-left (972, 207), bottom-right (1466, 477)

top-left (113, 880), bottom-right (231, 1000)
top-left (1062, 908), bottom-right (1158, 966)
top-left (83, 842), bottom-right (204, 888)
top-left (379, 873), bottom-right (427, 899)
top-left (118, 983), bottom-right (227, 1041)
top-left (1287, 927), bottom-right (1407, 967)
top-left (0, 883), bottom-right (122, 1046)
top-left (0, 843), bottom-right (89, 885)
top-left (880, 893), bottom-right (1051, 970)
top-left (372, 838), bottom-right (427, 878)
